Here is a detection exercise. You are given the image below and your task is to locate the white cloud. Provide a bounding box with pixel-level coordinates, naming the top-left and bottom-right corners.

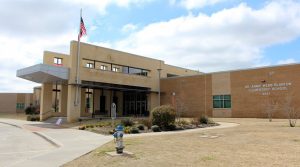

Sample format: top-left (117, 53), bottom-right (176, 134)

top-left (112, 1), bottom-right (300, 72)
top-left (0, 0), bottom-right (156, 92)
top-left (0, 30), bottom-right (77, 93)
top-left (121, 23), bottom-right (138, 33)
top-left (277, 58), bottom-right (297, 65)
top-left (171, 0), bottom-right (227, 9)
top-left (68, 0), bottom-right (155, 14)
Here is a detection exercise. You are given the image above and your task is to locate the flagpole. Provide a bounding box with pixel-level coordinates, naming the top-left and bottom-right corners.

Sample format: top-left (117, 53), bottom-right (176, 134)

top-left (75, 9), bottom-right (82, 106)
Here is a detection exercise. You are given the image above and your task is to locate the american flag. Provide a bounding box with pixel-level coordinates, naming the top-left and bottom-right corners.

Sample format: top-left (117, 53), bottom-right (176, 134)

top-left (79, 17), bottom-right (87, 38)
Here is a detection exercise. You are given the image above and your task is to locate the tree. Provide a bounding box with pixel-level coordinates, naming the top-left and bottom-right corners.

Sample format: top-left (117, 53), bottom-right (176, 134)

top-left (283, 94), bottom-right (298, 127)
top-left (263, 94), bottom-right (280, 122)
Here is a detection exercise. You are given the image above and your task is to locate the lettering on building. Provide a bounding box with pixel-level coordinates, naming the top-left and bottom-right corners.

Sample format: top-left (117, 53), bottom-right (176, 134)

top-left (244, 82), bottom-right (292, 95)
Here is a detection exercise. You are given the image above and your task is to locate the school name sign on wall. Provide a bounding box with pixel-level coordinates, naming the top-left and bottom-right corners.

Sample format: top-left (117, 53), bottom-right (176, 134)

top-left (244, 82), bottom-right (292, 95)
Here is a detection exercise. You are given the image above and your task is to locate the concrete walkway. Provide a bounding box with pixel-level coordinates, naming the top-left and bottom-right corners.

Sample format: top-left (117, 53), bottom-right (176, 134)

top-left (0, 118), bottom-right (111, 167)
top-left (0, 118), bottom-right (238, 167)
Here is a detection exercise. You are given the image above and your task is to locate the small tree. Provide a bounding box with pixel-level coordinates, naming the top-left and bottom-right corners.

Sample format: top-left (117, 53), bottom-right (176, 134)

top-left (175, 96), bottom-right (187, 122)
top-left (284, 94), bottom-right (298, 127)
top-left (263, 96), bottom-right (280, 122)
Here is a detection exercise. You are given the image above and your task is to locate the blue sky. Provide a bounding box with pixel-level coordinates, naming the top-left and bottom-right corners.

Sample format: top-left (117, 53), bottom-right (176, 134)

top-left (0, 0), bottom-right (300, 92)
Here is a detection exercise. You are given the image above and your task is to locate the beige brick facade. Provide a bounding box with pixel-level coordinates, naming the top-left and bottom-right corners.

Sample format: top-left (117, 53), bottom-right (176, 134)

top-left (161, 64), bottom-right (300, 119)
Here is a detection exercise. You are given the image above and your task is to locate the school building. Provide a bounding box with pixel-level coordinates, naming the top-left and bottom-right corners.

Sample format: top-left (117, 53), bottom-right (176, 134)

top-left (17, 41), bottom-right (199, 122)
top-left (16, 41), bottom-right (299, 122)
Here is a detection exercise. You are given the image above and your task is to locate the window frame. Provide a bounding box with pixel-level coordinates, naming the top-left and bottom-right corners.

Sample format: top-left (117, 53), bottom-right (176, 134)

top-left (53, 57), bottom-right (62, 65)
top-left (213, 95), bottom-right (231, 109)
top-left (100, 65), bottom-right (108, 70)
top-left (86, 63), bottom-right (94, 68)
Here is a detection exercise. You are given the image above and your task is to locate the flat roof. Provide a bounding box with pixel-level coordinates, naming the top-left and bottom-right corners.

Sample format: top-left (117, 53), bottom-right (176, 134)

top-left (161, 63), bottom-right (300, 80)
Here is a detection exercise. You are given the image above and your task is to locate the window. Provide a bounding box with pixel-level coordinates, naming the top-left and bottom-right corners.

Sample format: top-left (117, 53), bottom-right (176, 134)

top-left (54, 57), bottom-right (62, 65)
top-left (122, 66), bottom-right (129, 74)
top-left (100, 65), bottom-right (108, 70)
top-left (167, 73), bottom-right (178, 78)
top-left (86, 63), bottom-right (94, 68)
top-left (128, 67), bottom-right (148, 76)
top-left (213, 95), bottom-right (231, 108)
top-left (112, 67), bottom-right (120, 72)
top-left (16, 103), bottom-right (25, 110)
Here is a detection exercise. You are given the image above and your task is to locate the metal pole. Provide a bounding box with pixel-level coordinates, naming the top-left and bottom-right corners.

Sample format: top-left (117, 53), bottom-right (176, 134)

top-left (157, 69), bottom-right (162, 106)
top-left (75, 9), bottom-right (82, 106)
top-left (204, 74), bottom-right (207, 116)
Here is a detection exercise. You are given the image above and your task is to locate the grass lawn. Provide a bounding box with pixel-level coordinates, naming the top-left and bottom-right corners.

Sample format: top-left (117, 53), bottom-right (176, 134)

top-left (63, 118), bottom-right (300, 167)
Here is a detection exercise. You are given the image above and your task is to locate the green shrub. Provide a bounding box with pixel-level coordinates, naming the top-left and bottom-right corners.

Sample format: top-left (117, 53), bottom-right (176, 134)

top-left (136, 124), bottom-right (145, 130)
top-left (199, 115), bottom-right (214, 124)
top-left (151, 105), bottom-right (176, 130)
top-left (164, 124), bottom-right (177, 131)
top-left (130, 127), bottom-right (140, 134)
top-left (151, 125), bottom-right (161, 132)
top-left (25, 104), bottom-right (36, 115)
top-left (121, 119), bottom-right (134, 127)
top-left (199, 115), bottom-right (209, 124)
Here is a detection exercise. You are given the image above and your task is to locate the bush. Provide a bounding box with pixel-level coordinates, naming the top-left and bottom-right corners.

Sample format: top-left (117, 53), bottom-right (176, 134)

top-left (136, 124), bottom-right (145, 130)
top-left (121, 119), bottom-right (134, 127)
top-left (199, 115), bottom-right (209, 124)
top-left (130, 127), bottom-right (140, 134)
top-left (151, 105), bottom-right (176, 130)
top-left (26, 115), bottom-right (40, 121)
top-left (139, 118), bottom-right (152, 129)
top-left (124, 126), bottom-right (131, 134)
top-left (151, 125), bottom-right (161, 132)
top-left (109, 129), bottom-right (115, 134)
top-left (176, 119), bottom-right (189, 126)
top-left (25, 105), bottom-right (36, 115)
top-left (78, 126), bottom-right (86, 130)
top-left (199, 115), bottom-right (214, 124)
top-left (164, 124), bottom-right (177, 131)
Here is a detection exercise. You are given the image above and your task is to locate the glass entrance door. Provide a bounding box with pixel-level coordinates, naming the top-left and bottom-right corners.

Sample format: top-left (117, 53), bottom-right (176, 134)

top-left (124, 92), bottom-right (147, 116)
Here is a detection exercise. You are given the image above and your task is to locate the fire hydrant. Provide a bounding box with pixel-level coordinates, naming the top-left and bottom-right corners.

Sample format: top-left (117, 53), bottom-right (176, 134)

top-left (113, 125), bottom-right (124, 154)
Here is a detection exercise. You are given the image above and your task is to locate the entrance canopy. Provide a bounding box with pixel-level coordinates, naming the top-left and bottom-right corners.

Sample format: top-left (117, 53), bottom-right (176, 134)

top-left (17, 64), bottom-right (69, 83)
top-left (81, 80), bottom-right (152, 92)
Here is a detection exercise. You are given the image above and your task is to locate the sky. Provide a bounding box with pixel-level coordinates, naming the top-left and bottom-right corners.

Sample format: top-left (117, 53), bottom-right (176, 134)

top-left (1, 0), bottom-right (300, 93)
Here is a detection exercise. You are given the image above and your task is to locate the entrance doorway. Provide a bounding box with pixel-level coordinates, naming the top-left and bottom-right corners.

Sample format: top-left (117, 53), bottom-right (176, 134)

top-left (124, 92), bottom-right (148, 116)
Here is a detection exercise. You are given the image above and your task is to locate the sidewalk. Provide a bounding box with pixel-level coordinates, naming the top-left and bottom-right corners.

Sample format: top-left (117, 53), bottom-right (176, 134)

top-left (0, 118), bottom-right (239, 167)
top-left (0, 118), bottom-right (112, 167)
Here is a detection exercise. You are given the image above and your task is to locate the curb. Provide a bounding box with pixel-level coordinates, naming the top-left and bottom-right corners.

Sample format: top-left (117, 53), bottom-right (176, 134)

top-left (124, 122), bottom-right (239, 138)
top-left (0, 120), bottom-right (63, 148)
top-left (32, 132), bottom-right (62, 148)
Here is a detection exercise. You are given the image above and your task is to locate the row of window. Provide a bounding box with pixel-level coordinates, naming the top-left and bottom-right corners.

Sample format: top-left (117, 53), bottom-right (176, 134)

top-left (85, 62), bottom-right (149, 76)
top-left (54, 57), bottom-right (149, 77)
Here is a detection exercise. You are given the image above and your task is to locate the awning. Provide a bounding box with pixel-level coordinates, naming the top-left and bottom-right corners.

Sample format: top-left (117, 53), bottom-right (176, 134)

top-left (16, 64), bottom-right (69, 83)
top-left (80, 80), bottom-right (153, 92)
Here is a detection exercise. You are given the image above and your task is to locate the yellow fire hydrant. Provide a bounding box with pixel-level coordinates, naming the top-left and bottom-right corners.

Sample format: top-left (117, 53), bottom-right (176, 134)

top-left (113, 125), bottom-right (124, 154)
